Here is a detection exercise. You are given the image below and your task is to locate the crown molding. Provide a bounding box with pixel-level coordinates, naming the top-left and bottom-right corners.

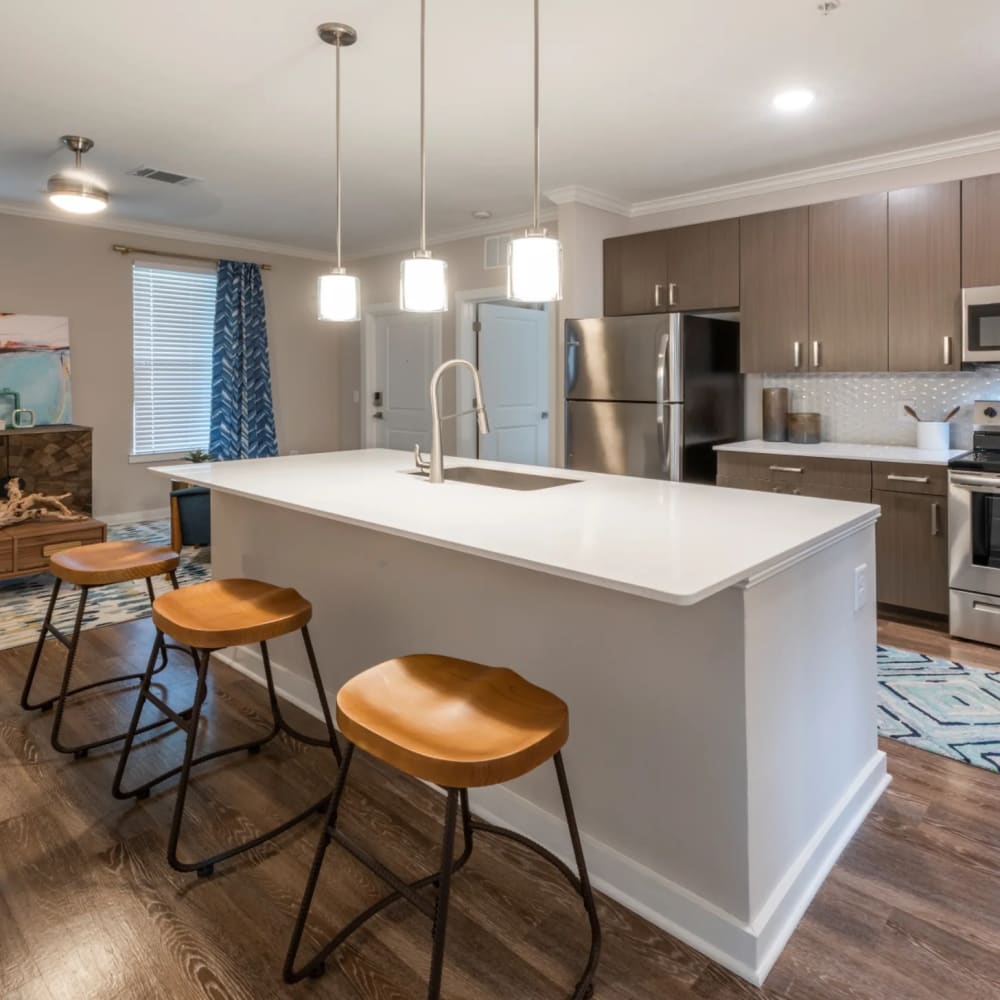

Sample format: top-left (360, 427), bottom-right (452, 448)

top-left (545, 185), bottom-right (632, 217)
top-left (0, 198), bottom-right (340, 263)
top-left (347, 206), bottom-right (559, 262)
top-left (546, 128), bottom-right (1000, 221)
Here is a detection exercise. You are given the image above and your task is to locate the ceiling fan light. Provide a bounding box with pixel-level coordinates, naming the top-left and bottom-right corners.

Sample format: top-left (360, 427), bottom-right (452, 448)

top-left (318, 269), bottom-right (360, 322)
top-left (47, 175), bottom-right (109, 214)
top-left (508, 231), bottom-right (562, 303)
top-left (400, 253), bottom-right (448, 313)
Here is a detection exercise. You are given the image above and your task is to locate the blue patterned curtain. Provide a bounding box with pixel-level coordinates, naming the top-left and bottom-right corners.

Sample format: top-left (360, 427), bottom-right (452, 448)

top-left (210, 261), bottom-right (278, 460)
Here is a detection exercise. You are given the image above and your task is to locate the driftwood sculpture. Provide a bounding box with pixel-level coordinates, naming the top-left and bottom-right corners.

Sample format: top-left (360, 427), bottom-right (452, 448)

top-left (0, 478), bottom-right (86, 527)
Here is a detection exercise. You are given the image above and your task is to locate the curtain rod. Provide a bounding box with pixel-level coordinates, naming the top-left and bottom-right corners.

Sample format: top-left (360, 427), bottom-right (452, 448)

top-left (111, 244), bottom-right (273, 270)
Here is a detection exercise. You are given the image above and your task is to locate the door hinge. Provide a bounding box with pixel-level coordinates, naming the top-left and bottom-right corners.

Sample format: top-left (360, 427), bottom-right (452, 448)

top-left (472, 321), bottom-right (482, 334)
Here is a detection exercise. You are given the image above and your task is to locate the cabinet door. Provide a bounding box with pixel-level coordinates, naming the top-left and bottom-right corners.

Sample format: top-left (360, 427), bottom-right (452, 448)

top-left (809, 194), bottom-right (888, 372)
top-left (962, 173), bottom-right (1000, 287)
top-left (889, 182), bottom-right (961, 372)
top-left (739, 208), bottom-right (809, 373)
top-left (603, 231), bottom-right (668, 316)
top-left (874, 490), bottom-right (948, 614)
top-left (662, 219), bottom-right (739, 312)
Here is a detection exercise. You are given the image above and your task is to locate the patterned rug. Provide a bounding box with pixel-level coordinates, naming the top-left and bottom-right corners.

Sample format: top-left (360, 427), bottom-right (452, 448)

top-left (0, 520), bottom-right (210, 652)
top-left (878, 644), bottom-right (1000, 773)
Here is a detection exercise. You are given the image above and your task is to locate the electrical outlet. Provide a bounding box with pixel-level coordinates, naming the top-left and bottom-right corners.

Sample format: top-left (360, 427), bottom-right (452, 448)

top-left (853, 564), bottom-right (869, 612)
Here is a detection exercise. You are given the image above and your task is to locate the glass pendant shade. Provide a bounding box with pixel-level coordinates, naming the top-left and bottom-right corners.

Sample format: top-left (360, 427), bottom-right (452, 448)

top-left (318, 269), bottom-right (360, 322)
top-left (400, 254), bottom-right (448, 313)
top-left (507, 232), bottom-right (562, 303)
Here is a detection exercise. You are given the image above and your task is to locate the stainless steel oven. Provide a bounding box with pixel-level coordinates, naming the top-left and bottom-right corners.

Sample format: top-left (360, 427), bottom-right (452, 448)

top-left (962, 286), bottom-right (1000, 364)
top-left (949, 401), bottom-right (1000, 642)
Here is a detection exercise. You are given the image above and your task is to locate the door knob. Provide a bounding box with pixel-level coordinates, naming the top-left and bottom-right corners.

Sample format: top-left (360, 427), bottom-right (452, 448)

top-left (372, 411), bottom-right (384, 420)
top-left (540, 411), bottom-right (549, 419)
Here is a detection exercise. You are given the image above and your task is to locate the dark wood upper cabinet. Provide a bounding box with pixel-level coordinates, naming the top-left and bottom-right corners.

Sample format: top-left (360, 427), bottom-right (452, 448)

top-left (603, 220), bottom-right (739, 316)
top-left (962, 173), bottom-right (1000, 287)
top-left (808, 193), bottom-right (888, 372)
top-left (661, 219), bottom-right (739, 312)
top-left (888, 182), bottom-right (961, 372)
top-left (739, 207), bottom-right (810, 373)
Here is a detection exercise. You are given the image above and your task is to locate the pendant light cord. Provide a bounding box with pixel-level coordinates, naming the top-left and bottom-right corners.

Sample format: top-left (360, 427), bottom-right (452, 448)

top-left (419, 0), bottom-right (427, 253)
top-left (336, 33), bottom-right (343, 270)
top-left (533, 0), bottom-right (540, 231)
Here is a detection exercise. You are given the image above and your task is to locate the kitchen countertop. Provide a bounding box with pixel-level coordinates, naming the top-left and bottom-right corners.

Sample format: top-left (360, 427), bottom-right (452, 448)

top-left (152, 448), bottom-right (878, 607)
top-left (715, 439), bottom-right (964, 465)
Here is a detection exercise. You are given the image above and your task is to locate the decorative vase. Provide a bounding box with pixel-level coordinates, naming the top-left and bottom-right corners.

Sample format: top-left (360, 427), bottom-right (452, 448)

top-left (762, 388), bottom-right (789, 442)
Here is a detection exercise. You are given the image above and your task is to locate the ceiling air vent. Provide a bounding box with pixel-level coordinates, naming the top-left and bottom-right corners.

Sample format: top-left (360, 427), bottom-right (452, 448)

top-left (483, 234), bottom-right (512, 270)
top-left (127, 166), bottom-right (197, 186)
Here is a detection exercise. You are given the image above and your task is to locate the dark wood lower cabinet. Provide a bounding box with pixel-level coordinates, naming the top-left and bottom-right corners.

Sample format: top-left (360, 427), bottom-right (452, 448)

top-left (874, 489), bottom-right (949, 615)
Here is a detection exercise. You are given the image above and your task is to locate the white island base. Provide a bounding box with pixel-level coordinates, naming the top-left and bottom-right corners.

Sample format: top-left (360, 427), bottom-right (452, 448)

top-left (155, 451), bottom-right (887, 985)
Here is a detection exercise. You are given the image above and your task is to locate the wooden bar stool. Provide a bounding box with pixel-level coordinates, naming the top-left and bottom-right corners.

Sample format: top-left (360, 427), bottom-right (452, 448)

top-left (283, 654), bottom-right (602, 1000)
top-left (19, 539), bottom-right (185, 758)
top-left (111, 578), bottom-right (341, 877)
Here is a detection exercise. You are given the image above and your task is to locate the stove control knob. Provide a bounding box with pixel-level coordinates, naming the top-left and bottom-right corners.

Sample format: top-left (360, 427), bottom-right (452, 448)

top-left (987, 407), bottom-right (998, 419)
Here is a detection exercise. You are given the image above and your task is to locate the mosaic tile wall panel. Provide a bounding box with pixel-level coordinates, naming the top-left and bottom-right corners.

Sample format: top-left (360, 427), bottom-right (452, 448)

top-left (759, 371), bottom-right (1000, 449)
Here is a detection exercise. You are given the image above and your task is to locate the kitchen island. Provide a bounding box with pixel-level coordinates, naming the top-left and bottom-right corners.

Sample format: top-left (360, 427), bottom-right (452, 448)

top-left (151, 449), bottom-right (886, 985)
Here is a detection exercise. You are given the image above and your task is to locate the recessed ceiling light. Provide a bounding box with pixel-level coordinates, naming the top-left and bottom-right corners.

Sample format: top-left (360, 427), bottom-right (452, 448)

top-left (772, 89), bottom-right (815, 113)
top-left (472, 210), bottom-right (493, 220)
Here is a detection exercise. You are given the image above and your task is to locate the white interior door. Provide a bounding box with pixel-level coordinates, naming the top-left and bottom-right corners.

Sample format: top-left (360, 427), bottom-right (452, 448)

top-left (477, 303), bottom-right (549, 465)
top-left (366, 310), bottom-right (439, 452)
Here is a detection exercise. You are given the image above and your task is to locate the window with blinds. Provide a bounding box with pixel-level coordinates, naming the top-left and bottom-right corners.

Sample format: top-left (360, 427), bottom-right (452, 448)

top-left (131, 263), bottom-right (217, 456)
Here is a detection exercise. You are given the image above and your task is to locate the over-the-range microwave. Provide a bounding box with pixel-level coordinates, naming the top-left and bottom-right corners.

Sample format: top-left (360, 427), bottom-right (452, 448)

top-left (963, 285), bottom-right (1000, 364)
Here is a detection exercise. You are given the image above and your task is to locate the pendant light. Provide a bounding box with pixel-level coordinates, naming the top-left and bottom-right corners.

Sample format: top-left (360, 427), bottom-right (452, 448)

top-left (400, 0), bottom-right (448, 313)
top-left (48, 136), bottom-right (109, 215)
top-left (507, 0), bottom-right (562, 303)
top-left (317, 22), bottom-right (361, 322)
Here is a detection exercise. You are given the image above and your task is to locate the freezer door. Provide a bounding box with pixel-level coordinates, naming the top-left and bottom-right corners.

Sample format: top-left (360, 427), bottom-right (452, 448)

top-left (565, 399), bottom-right (682, 479)
top-left (566, 316), bottom-right (676, 402)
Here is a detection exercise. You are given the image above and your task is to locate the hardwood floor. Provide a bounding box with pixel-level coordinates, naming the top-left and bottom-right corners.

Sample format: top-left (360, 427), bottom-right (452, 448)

top-left (1, 615), bottom-right (998, 999)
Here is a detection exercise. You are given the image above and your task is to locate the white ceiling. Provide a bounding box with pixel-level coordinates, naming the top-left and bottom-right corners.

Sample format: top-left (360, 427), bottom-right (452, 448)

top-left (2, 0), bottom-right (1000, 257)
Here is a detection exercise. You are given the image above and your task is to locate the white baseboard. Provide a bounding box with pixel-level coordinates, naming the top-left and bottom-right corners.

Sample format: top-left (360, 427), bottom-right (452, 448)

top-left (97, 507), bottom-right (170, 525)
top-left (212, 645), bottom-right (888, 986)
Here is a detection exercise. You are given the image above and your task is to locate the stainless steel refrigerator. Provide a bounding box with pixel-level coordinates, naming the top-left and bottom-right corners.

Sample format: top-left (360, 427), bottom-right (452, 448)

top-left (564, 314), bottom-right (741, 483)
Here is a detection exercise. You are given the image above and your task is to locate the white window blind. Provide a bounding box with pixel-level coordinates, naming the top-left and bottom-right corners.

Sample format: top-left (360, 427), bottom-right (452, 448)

top-left (132, 263), bottom-right (217, 456)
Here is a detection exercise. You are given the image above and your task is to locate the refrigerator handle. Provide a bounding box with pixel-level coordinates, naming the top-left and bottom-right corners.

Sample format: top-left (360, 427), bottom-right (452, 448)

top-left (656, 331), bottom-right (669, 476)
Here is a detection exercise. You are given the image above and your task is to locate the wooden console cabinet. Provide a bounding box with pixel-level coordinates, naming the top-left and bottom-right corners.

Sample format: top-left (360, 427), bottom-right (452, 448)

top-left (0, 518), bottom-right (107, 581)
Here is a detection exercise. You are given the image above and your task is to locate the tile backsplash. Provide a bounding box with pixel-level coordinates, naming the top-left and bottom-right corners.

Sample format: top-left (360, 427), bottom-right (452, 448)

top-left (756, 371), bottom-right (1000, 450)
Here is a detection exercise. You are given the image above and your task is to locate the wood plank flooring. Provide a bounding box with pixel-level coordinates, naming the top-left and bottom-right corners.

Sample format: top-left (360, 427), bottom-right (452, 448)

top-left (0, 615), bottom-right (998, 999)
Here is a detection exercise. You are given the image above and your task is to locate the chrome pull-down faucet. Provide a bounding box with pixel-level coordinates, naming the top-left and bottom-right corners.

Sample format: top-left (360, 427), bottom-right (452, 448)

top-left (414, 359), bottom-right (490, 483)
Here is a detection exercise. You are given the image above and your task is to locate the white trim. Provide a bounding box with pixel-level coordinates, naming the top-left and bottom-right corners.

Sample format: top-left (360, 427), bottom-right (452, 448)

top-left (546, 127), bottom-right (1000, 221)
top-left (0, 199), bottom-right (338, 264)
top-left (129, 451), bottom-right (193, 465)
top-left (453, 289), bottom-right (559, 464)
top-left (360, 303), bottom-right (443, 449)
top-left (97, 506), bottom-right (170, 525)
top-left (211, 644), bottom-right (888, 987)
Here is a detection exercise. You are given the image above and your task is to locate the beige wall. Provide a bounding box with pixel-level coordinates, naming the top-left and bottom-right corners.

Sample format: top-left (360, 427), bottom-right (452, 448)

top-left (339, 227), bottom-right (557, 451)
top-left (0, 212), bottom-right (341, 518)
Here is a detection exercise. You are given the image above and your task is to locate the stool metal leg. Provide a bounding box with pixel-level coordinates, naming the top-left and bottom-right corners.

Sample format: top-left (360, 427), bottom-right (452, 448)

top-left (19, 577), bottom-right (63, 711)
top-left (426, 789), bottom-right (459, 1000)
top-left (48, 585), bottom-right (91, 756)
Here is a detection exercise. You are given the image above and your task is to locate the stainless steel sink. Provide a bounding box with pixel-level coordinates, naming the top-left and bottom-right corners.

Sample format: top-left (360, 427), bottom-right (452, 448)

top-left (408, 466), bottom-right (581, 491)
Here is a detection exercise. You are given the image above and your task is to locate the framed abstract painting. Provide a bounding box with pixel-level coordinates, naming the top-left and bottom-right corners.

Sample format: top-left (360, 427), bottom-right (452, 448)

top-left (0, 314), bottom-right (72, 426)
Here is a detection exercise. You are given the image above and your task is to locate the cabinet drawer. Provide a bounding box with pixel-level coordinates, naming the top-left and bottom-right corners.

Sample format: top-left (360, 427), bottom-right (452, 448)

top-left (717, 476), bottom-right (772, 493)
top-left (718, 476), bottom-right (870, 504)
top-left (14, 526), bottom-right (105, 573)
top-left (717, 452), bottom-right (871, 490)
top-left (872, 462), bottom-right (947, 496)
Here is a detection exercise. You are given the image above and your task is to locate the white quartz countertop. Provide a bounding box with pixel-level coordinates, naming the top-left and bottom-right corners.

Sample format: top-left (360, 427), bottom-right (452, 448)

top-left (715, 439), bottom-right (963, 466)
top-left (152, 449), bottom-right (879, 607)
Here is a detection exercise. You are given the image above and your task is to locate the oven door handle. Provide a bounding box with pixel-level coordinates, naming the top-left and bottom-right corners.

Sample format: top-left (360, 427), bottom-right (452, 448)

top-left (950, 473), bottom-right (1000, 492)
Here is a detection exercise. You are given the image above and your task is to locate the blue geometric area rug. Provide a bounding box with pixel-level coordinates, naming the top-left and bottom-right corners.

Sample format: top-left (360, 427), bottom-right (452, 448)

top-left (0, 520), bottom-right (210, 652)
top-left (878, 644), bottom-right (1000, 773)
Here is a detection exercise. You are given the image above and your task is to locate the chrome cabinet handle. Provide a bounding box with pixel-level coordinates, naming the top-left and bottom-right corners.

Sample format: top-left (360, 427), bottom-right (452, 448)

top-left (931, 501), bottom-right (941, 536)
top-left (769, 465), bottom-right (804, 474)
top-left (812, 341), bottom-right (821, 368)
top-left (943, 336), bottom-right (953, 366)
top-left (973, 600), bottom-right (1000, 615)
top-left (793, 341), bottom-right (801, 369)
top-left (668, 282), bottom-right (678, 307)
top-left (654, 284), bottom-right (664, 308)
top-left (887, 474), bottom-right (929, 484)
